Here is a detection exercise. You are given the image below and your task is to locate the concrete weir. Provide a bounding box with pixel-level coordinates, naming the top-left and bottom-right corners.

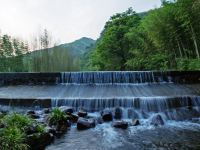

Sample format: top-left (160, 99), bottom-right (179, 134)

top-left (0, 71), bottom-right (199, 112)
top-left (0, 71), bottom-right (200, 85)
top-left (0, 98), bottom-right (51, 108)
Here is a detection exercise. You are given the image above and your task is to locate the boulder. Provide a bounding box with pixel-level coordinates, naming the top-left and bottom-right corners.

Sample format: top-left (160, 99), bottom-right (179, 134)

top-left (112, 120), bottom-right (128, 129)
top-left (78, 110), bottom-right (87, 118)
top-left (27, 132), bottom-right (54, 150)
top-left (114, 107), bottom-right (122, 119)
top-left (151, 114), bottom-right (164, 126)
top-left (60, 106), bottom-right (74, 114)
top-left (27, 110), bottom-right (36, 115)
top-left (132, 119), bottom-right (140, 126)
top-left (27, 110), bottom-right (40, 119)
top-left (69, 114), bottom-right (79, 123)
top-left (28, 114), bottom-right (40, 119)
top-left (77, 118), bottom-right (95, 130)
top-left (43, 108), bottom-right (51, 114)
top-left (101, 109), bottom-right (113, 122)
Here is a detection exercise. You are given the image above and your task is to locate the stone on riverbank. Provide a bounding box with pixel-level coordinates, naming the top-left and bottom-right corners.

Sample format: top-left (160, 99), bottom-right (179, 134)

top-left (151, 114), bottom-right (165, 126)
top-left (101, 109), bottom-right (113, 122)
top-left (114, 107), bottom-right (122, 119)
top-left (78, 110), bottom-right (88, 118)
top-left (27, 132), bottom-right (54, 150)
top-left (132, 119), bottom-right (140, 126)
top-left (60, 106), bottom-right (74, 114)
top-left (112, 120), bottom-right (128, 129)
top-left (77, 117), bottom-right (95, 130)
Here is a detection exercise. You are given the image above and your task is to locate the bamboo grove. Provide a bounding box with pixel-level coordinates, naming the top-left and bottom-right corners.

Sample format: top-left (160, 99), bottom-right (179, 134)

top-left (88, 0), bottom-right (200, 71)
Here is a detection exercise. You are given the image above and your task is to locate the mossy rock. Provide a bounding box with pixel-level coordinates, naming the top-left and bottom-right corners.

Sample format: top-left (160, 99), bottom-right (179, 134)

top-left (26, 132), bottom-right (54, 150)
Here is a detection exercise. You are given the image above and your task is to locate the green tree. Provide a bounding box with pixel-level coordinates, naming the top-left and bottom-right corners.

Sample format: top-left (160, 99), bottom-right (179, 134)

top-left (13, 39), bottom-right (22, 56)
top-left (2, 35), bottom-right (13, 57)
top-left (89, 2), bottom-right (200, 71)
top-left (91, 8), bottom-right (141, 70)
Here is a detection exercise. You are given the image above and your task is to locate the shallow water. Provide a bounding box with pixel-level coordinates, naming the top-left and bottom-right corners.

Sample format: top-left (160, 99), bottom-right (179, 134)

top-left (46, 120), bottom-right (200, 150)
top-left (2, 105), bottom-right (200, 150)
top-left (0, 72), bottom-right (200, 150)
top-left (0, 83), bottom-right (197, 99)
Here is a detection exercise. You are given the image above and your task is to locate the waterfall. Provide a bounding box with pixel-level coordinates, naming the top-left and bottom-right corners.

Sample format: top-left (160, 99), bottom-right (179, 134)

top-left (0, 71), bottom-right (197, 122)
top-left (51, 96), bottom-right (200, 120)
top-left (60, 71), bottom-right (171, 84)
top-left (51, 96), bottom-right (200, 111)
top-left (50, 71), bottom-right (200, 121)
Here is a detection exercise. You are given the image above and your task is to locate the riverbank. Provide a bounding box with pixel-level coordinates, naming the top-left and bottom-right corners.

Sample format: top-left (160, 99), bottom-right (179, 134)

top-left (1, 106), bottom-right (200, 150)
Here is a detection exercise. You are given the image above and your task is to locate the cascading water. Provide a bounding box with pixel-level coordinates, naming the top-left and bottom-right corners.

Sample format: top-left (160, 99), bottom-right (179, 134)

top-left (49, 72), bottom-right (200, 122)
top-left (46, 72), bottom-right (200, 150)
top-left (0, 71), bottom-right (199, 150)
top-left (60, 71), bottom-right (171, 84)
top-left (52, 96), bottom-right (200, 112)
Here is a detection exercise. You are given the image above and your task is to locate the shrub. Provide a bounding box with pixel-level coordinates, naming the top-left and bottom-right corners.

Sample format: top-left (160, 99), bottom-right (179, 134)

top-left (176, 58), bottom-right (200, 71)
top-left (35, 124), bottom-right (46, 133)
top-left (2, 113), bottom-right (34, 131)
top-left (49, 108), bottom-right (68, 125)
top-left (0, 127), bottom-right (29, 150)
top-left (0, 113), bottom-right (47, 150)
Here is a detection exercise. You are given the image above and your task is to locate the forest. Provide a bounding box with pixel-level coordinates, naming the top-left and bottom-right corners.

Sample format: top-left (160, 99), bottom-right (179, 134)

top-left (0, 29), bottom-right (79, 72)
top-left (0, 34), bottom-right (29, 72)
top-left (86, 0), bottom-right (200, 71)
top-left (0, 0), bottom-right (200, 72)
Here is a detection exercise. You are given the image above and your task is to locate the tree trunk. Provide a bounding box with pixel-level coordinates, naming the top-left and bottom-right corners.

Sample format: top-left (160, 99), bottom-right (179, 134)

top-left (190, 24), bottom-right (200, 59)
top-left (180, 40), bottom-right (188, 59)
top-left (176, 38), bottom-right (183, 58)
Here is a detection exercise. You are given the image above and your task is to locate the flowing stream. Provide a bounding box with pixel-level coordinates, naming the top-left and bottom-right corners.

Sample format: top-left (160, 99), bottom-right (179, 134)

top-left (0, 71), bottom-right (200, 150)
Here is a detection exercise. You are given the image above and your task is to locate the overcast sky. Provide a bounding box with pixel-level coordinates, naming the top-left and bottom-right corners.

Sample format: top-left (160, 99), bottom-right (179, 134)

top-left (0, 0), bottom-right (161, 44)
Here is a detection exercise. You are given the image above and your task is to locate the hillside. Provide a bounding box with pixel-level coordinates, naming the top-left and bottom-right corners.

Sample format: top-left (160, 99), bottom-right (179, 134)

top-left (23, 37), bottom-right (96, 72)
top-left (59, 37), bottom-right (96, 56)
top-left (28, 37), bottom-right (95, 57)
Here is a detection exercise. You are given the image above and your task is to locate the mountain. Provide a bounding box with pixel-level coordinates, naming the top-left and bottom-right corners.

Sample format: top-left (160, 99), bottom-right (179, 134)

top-left (138, 11), bottom-right (148, 18)
top-left (23, 37), bottom-right (96, 72)
top-left (29, 37), bottom-right (96, 58)
top-left (59, 37), bottom-right (96, 56)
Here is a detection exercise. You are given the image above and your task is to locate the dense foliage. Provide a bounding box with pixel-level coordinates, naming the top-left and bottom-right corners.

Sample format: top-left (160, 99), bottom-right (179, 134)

top-left (88, 0), bottom-right (200, 71)
top-left (1, 0), bottom-right (200, 71)
top-left (23, 47), bottom-right (79, 72)
top-left (0, 35), bottom-right (29, 72)
top-left (0, 113), bottom-right (45, 150)
top-left (49, 108), bottom-right (69, 125)
top-left (0, 31), bottom-right (81, 72)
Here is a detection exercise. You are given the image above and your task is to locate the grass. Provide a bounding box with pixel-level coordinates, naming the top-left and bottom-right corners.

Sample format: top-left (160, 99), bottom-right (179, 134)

top-left (49, 108), bottom-right (69, 125)
top-left (1, 113), bottom-right (33, 131)
top-left (0, 126), bottom-right (29, 150)
top-left (0, 112), bottom-right (46, 150)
